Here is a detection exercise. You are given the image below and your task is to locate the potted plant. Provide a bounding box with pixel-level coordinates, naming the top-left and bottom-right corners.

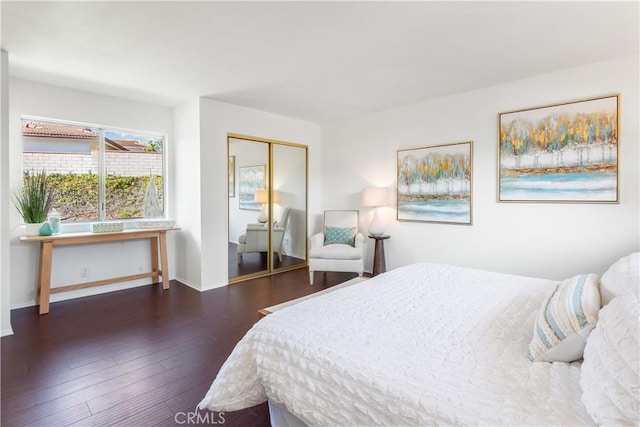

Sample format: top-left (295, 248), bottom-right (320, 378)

top-left (12, 170), bottom-right (55, 236)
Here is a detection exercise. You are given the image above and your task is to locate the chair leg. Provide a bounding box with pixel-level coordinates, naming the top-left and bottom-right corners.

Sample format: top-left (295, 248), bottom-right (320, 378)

top-left (309, 270), bottom-right (314, 285)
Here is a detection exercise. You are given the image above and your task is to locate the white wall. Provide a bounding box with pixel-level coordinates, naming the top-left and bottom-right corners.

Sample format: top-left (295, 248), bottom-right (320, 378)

top-left (173, 99), bottom-right (202, 289)
top-left (9, 78), bottom-right (176, 309)
top-left (1, 50), bottom-right (12, 335)
top-left (321, 56), bottom-right (640, 280)
top-left (196, 98), bottom-right (321, 290)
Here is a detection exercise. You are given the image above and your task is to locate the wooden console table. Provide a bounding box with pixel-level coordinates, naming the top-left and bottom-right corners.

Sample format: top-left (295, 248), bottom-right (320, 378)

top-left (20, 227), bottom-right (178, 314)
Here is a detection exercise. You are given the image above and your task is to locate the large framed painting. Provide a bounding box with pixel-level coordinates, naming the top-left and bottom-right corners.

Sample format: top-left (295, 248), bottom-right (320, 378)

top-left (397, 141), bottom-right (473, 225)
top-left (238, 165), bottom-right (265, 210)
top-left (498, 94), bottom-right (619, 203)
top-left (228, 155), bottom-right (235, 198)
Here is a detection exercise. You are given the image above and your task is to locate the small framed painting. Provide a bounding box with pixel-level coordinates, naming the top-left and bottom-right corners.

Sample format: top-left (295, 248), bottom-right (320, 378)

top-left (397, 141), bottom-right (473, 225)
top-left (498, 94), bottom-right (619, 203)
top-left (238, 164), bottom-right (265, 210)
top-left (228, 155), bottom-right (235, 197)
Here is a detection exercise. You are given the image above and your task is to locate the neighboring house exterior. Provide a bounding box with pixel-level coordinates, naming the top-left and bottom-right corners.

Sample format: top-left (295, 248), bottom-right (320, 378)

top-left (111, 139), bottom-right (148, 152)
top-left (21, 120), bottom-right (162, 176)
top-left (23, 121), bottom-right (98, 153)
top-left (22, 121), bottom-right (136, 152)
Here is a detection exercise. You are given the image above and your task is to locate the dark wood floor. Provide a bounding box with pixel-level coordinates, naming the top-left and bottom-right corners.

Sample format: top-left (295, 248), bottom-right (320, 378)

top-left (1, 268), bottom-right (357, 426)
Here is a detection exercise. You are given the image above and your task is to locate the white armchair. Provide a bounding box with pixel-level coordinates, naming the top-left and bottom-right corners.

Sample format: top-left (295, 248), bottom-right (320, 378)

top-left (308, 210), bottom-right (364, 285)
top-left (238, 207), bottom-right (290, 263)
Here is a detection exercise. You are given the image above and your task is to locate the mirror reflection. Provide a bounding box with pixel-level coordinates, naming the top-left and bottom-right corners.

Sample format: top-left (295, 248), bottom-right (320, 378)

top-left (228, 138), bottom-right (270, 278)
top-left (272, 143), bottom-right (307, 272)
top-left (228, 135), bottom-right (307, 281)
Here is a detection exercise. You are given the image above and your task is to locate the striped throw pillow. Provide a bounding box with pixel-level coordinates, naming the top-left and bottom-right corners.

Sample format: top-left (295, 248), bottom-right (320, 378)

top-left (324, 226), bottom-right (356, 246)
top-left (528, 273), bottom-right (601, 362)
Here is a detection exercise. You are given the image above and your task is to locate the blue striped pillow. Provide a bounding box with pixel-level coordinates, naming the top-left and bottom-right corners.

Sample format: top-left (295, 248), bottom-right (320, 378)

top-left (528, 273), bottom-right (601, 362)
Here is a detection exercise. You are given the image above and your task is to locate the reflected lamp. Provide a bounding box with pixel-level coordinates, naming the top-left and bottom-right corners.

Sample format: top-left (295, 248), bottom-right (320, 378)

top-left (254, 189), bottom-right (279, 223)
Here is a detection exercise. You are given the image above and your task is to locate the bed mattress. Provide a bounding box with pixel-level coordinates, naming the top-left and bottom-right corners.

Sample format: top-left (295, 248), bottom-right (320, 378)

top-left (199, 262), bottom-right (595, 426)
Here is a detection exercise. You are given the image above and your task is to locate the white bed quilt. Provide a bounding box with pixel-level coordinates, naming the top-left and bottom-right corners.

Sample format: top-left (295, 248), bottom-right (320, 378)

top-left (199, 263), bottom-right (595, 426)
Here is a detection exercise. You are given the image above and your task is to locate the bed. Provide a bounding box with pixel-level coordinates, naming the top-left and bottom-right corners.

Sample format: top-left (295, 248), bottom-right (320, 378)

top-left (199, 254), bottom-right (639, 426)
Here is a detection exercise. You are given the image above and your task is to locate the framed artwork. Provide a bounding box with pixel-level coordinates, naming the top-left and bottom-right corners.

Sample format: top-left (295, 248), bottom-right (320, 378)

top-left (238, 164), bottom-right (265, 210)
top-left (498, 94), bottom-right (619, 203)
top-left (228, 155), bottom-right (235, 197)
top-left (397, 141), bottom-right (473, 225)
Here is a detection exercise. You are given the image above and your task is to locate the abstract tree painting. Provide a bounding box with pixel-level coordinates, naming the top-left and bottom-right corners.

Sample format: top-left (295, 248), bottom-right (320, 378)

top-left (397, 141), bottom-right (472, 224)
top-left (499, 95), bottom-right (618, 202)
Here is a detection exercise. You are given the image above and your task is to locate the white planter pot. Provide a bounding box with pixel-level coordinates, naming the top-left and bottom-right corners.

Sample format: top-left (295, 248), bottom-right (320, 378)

top-left (23, 223), bottom-right (44, 236)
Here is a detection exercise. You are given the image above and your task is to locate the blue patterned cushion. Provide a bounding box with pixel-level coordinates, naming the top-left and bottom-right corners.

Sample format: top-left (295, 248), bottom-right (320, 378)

top-left (528, 273), bottom-right (601, 362)
top-left (324, 226), bottom-right (356, 246)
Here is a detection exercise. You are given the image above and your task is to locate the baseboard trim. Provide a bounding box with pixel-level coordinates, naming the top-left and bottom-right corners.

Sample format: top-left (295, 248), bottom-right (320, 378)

top-left (174, 276), bottom-right (201, 291)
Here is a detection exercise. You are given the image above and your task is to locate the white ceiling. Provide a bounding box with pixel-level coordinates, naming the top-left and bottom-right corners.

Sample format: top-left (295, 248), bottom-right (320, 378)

top-left (2, 1), bottom-right (638, 123)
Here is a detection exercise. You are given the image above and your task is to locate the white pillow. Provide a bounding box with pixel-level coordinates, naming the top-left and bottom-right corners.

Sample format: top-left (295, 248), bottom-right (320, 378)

top-left (600, 252), bottom-right (640, 306)
top-left (580, 293), bottom-right (639, 426)
top-left (528, 273), bottom-right (600, 362)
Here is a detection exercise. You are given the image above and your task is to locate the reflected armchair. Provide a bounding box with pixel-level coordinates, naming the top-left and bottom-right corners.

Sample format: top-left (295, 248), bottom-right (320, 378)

top-left (308, 210), bottom-right (364, 285)
top-left (238, 207), bottom-right (290, 263)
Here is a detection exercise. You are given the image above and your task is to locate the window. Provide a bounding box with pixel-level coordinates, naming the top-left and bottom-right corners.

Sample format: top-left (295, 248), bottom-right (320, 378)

top-left (22, 117), bottom-right (165, 223)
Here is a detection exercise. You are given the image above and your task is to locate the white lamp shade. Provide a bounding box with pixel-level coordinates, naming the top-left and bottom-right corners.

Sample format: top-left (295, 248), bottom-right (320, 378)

top-left (254, 189), bottom-right (279, 203)
top-left (362, 187), bottom-right (389, 207)
top-left (254, 189), bottom-right (268, 203)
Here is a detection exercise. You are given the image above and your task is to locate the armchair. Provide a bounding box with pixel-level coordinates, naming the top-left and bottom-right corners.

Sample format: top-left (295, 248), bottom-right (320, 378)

top-left (308, 210), bottom-right (364, 285)
top-left (238, 208), bottom-right (290, 263)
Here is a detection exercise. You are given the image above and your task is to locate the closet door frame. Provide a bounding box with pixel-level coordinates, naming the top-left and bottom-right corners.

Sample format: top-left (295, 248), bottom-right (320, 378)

top-left (227, 133), bottom-right (308, 284)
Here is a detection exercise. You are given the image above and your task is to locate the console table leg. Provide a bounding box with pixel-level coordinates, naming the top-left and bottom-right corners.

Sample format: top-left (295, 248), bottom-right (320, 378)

top-left (150, 236), bottom-right (160, 284)
top-left (159, 232), bottom-right (170, 290)
top-left (38, 241), bottom-right (53, 315)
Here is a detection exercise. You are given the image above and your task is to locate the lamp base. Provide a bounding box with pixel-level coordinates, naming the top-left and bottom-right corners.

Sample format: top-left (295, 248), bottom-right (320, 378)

top-left (368, 227), bottom-right (385, 237)
top-left (257, 203), bottom-right (269, 223)
top-left (368, 208), bottom-right (384, 236)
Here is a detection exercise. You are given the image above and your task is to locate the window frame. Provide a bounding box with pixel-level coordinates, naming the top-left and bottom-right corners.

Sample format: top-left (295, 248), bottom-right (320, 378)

top-left (21, 115), bottom-right (168, 224)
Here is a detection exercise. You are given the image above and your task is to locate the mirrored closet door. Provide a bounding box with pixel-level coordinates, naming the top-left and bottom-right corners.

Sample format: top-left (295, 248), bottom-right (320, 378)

top-left (228, 134), bottom-right (307, 282)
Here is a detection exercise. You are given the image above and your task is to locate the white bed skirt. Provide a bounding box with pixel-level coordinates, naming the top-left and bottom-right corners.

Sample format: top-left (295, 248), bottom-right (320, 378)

top-left (268, 401), bottom-right (307, 427)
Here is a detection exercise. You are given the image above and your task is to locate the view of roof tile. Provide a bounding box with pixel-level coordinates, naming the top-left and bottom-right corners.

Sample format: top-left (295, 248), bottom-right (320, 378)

top-left (22, 121), bottom-right (97, 139)
top-left (112, 139), bottom-right (148, 151)
top-left (22, 121), bottom-right (149, 152)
